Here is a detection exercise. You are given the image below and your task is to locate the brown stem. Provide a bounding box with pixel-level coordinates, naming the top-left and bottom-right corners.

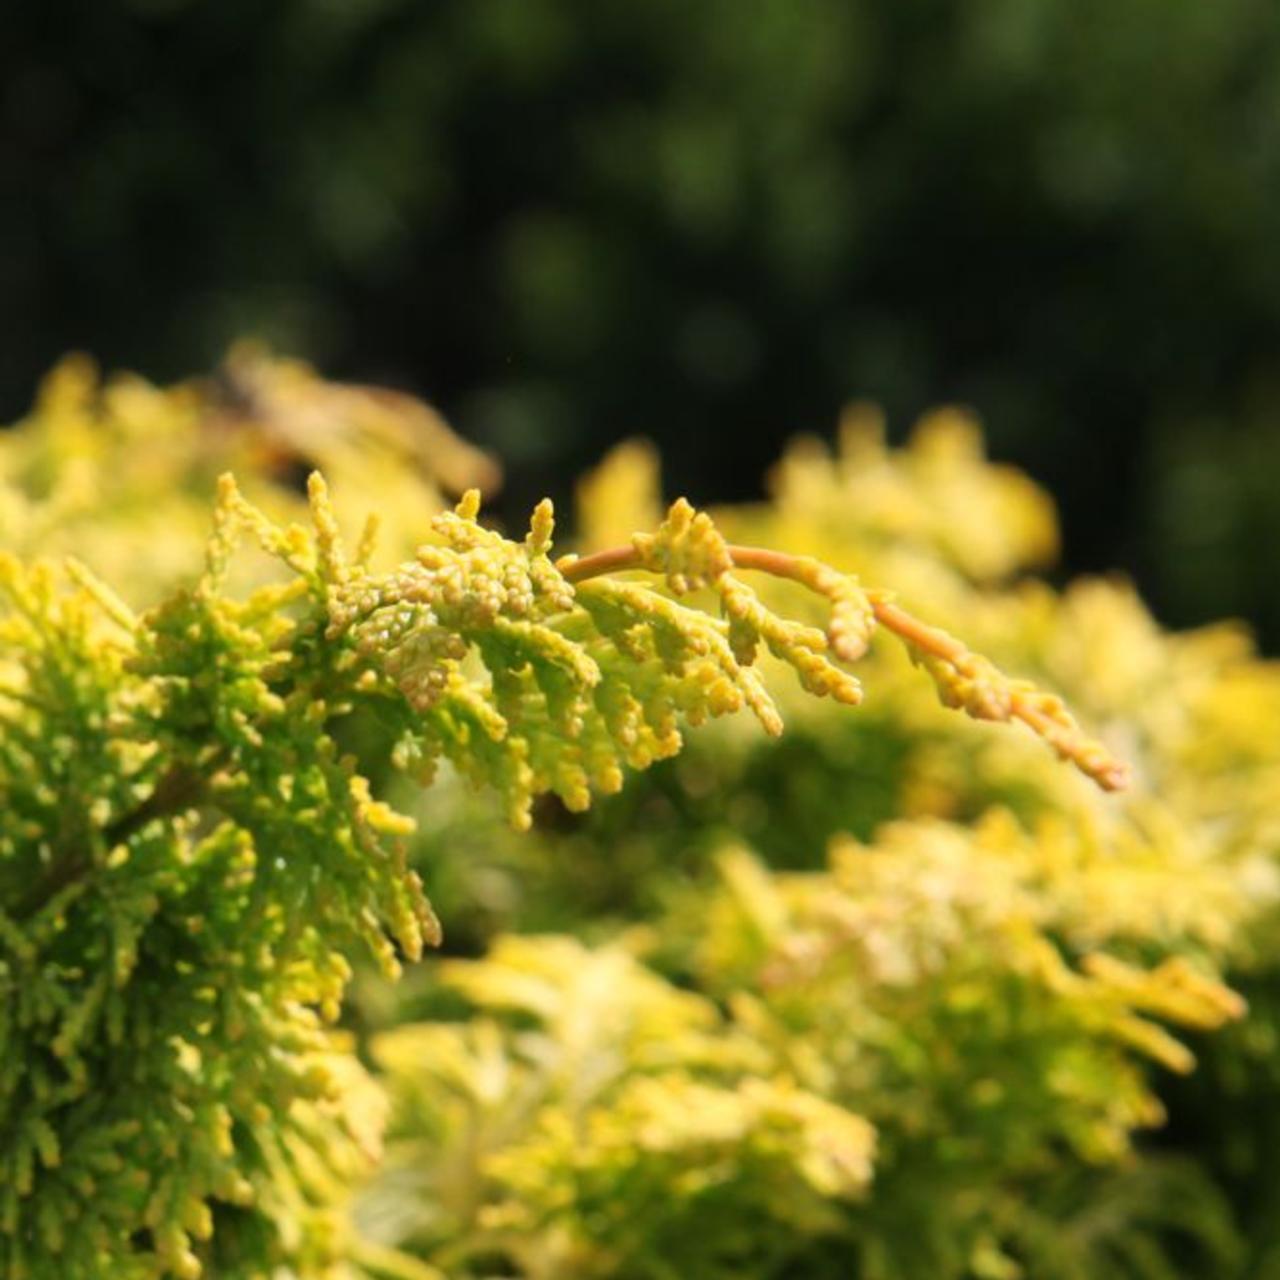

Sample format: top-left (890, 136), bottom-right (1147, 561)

top-left (558, 543), bottom-right (966, 665)
top-left (104, 762), bottom-right (209, 848)
top-left (16, 761), bottom-right (213, 921)
top-left (557, 543), bottom-right (642, 581)
top-left (863, 597), bottom-right (968, 666)
top-left (558, 541), bottom-right (1129, 791)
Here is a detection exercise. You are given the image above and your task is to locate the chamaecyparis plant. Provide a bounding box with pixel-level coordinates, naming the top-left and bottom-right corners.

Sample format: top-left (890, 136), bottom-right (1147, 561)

top-left (368, 418), bottom-right (1278, 1279)
top-left (1, 382), bottom-right (1129, 1280)
top-left (368, 838), bottom-right (1243, 1280)
top-left (0, 344), bottom-right (498, 606)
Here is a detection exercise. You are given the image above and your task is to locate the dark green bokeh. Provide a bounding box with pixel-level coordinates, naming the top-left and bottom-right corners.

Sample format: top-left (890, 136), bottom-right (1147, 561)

top-left (4, 0), bottom-right (1280, 644)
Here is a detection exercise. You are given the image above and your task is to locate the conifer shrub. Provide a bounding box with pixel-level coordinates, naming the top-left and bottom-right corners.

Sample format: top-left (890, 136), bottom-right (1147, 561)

top-left (1, 356), bottom-right (1272, 1278)
top-left (368, 419), bottom-right (1279, 1277)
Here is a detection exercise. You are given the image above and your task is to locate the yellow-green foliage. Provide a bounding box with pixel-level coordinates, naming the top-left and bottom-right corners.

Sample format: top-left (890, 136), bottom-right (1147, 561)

top-left (4, 356), bottom-right (1276, 1279)
top-left (0, 355), bottom-right (1121, 1280)
top-left (0, 345), bottom-right (497, 603)
top-left (369, 934), bottom-right (876, 1280)
top-left (566, 414), bottom-right (1280, 915)
top-left (367, 416), bottom-right (1280, 1278)
top-left (400, 420), bottom-right (1280, 953)
top-left (710, 414), bottom-right (1280, 958)
top-left (366, 831), bottom-right (1243, 1279)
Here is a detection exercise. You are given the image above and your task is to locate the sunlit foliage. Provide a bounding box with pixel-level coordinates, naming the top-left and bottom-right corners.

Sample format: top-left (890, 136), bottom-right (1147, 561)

top-left (3, 356), bottom-right (1277, 1278)
top-left (375, 415), bottom-right (1280, 1278)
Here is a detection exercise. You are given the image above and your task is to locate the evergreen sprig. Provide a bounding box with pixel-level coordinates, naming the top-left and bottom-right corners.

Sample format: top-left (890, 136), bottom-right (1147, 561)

top-left (0, 471), bottom-right (1124, 1277)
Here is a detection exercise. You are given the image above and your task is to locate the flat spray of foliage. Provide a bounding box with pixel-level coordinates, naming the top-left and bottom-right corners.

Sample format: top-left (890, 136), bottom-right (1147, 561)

top-left (0, 368), bottom-right (1135, 1280)
top-left (4, 356), bottom-right (1270, 1280)
top-left (368, 417), bottom-right (1277, 1280)
top-left (0, 345), bottom-right (498, 603)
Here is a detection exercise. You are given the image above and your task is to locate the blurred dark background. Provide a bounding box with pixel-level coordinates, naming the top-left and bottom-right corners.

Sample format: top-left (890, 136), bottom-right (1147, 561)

top-left (4, 0), bottom-right (1280, 646)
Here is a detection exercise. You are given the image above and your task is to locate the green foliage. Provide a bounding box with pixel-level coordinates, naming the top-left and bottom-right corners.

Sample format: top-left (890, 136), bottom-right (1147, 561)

top-left (1, 361), bottom-right (1114, 1278)
top-left (369, 934), bottom-right (876, 1280)
top-left (367, 419), bottom-right (1280, 1278)
top-left (3, 353), bottom-right (1277, 1278)
top-left (0, 347), bottom-right (497, 605)
top-left (367, 831), bottom-right (1244, 1279)
top-left (0, 494), bottom-right (436, 1278)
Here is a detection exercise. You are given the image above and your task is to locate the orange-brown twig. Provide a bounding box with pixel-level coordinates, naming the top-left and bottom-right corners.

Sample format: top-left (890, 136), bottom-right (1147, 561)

top-left (558, 541), bottom-right (1130, 792)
